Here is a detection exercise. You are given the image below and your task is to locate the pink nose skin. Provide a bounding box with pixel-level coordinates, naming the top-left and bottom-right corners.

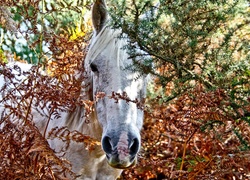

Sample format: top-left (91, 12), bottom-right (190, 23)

top-left (102, 131), bottom-right (140, 169)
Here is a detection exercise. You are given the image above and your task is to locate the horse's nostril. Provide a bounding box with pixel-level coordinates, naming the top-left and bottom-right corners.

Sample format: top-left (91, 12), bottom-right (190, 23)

top-left (129, 138), bottom-right (139, 156)
top-left (102, 136), bottom-right (112, 154)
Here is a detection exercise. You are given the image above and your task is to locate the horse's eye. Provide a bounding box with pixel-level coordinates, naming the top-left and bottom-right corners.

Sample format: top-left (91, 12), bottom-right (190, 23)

top-left (90, 63), bottom-right (98, 72)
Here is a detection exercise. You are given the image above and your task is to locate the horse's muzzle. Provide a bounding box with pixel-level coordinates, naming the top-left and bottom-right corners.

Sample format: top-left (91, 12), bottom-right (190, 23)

top-left (106, 153), bottom-right (137, 169)
top-left (102, 132), bottom-right (140, 169)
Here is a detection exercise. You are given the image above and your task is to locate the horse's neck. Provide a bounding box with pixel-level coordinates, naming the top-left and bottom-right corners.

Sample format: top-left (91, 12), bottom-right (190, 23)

top-left (64, 75), bottom-right (102, 140)
top-left (64, 106), bottom-right (102, 140)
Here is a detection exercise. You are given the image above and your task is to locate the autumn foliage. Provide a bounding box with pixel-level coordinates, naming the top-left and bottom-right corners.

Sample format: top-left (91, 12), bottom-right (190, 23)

top-left (121, 85), bottom-right (250, 179)
top-left (0, 62), bottom-right (77, 179)
top-left (0, 0), bottom-right (250, 179)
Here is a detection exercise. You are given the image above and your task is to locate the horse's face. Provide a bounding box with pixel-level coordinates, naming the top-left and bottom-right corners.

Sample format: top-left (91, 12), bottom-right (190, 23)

top-left (85, 0), bottom-right (147, 169)
top-left (87, 28), bottom-right (147, 169)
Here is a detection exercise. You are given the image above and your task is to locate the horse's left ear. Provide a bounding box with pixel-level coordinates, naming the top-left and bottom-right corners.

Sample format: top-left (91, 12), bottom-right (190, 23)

top-left (92, 0), bottom-right (108, 35)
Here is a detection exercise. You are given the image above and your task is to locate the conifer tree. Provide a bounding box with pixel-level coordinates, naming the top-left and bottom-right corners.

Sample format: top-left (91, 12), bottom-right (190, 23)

top-left (109, 0), bottom-right (249, 100)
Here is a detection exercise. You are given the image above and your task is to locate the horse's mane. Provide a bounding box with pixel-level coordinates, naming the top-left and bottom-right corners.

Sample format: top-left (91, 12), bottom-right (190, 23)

top-left (85, 26), bottom-right (129, 71)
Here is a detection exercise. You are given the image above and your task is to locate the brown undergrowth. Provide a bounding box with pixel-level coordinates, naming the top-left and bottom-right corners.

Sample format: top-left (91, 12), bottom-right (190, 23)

top-left (0, 62), bottom-right (78, 179)
top-left (0, 17), bottom-right (98, 178)
top-left (0, 37), bottom-right (105, 178)
top-left (121, 85), bottom-right (250, 179)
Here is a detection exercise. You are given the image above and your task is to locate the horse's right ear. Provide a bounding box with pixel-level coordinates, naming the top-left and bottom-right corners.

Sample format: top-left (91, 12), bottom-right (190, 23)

top-left (92, 0), bottom-right (108, 35)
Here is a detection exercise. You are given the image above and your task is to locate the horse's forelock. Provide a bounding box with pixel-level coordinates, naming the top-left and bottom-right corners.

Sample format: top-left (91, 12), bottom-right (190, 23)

top-left (85, 27), bottom-right (127, 71)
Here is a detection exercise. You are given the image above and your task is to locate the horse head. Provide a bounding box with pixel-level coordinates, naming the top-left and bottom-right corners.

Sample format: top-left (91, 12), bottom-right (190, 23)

top-left (85, 0), bottom-right (148, 169)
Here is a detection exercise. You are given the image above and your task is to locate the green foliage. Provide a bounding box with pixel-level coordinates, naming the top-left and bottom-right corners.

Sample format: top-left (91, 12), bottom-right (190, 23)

top-left (109, 0), bottom-right (250, 142)
top-left (0, 49), bottom-right (7, 63)
top-left (234, 129), bottom-right (250, 150)
top-left (0, 0), bottom-right (92, 64)
top-left (109, 0), bottom-right (249, 91)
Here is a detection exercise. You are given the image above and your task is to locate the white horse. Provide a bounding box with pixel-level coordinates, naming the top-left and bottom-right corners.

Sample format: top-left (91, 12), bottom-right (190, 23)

top-left (0, 0), bottom-right (148, 179)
